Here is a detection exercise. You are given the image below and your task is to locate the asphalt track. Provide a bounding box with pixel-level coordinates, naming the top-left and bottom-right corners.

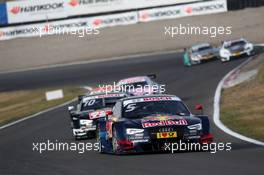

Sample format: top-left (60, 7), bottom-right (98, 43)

top-left (0, 52), bottom-right (263, 175)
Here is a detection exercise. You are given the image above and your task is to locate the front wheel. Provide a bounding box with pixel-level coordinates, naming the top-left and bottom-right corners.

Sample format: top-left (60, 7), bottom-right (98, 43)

top-left (221, 57), bottom-right (229, 62)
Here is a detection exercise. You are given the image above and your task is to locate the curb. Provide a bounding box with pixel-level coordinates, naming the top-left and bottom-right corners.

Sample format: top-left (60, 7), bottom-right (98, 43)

top-left (213, 55), bottom-right (264, 146)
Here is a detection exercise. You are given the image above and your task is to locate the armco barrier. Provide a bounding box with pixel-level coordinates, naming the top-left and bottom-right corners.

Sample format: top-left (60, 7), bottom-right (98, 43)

top-left (0, 3), bottom-right (8, 25)
top-left (227, 0), bottom-right (264, 10)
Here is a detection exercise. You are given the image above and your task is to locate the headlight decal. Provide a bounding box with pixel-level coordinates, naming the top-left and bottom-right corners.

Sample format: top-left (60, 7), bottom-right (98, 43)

top-left (126, 128), bottom-right (144, 135)
top-left (187, 123), bottom-right (202, 130)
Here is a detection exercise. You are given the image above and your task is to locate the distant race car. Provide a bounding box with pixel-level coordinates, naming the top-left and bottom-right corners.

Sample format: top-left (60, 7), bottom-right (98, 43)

top-left (183, 43), bottom-right (219, 66)
top-left (219, 38), bottom-right (254, 62)
top-left (97, 94), bottom-right (213, 154)
top-left (68, 92), bottom-right (128, 140)
top-left (117, 75), bottom-right (164, 96)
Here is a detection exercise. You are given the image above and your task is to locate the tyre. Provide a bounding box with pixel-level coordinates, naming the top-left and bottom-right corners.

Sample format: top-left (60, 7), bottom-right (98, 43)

top-left (221, 57), bottom-right (228, 62)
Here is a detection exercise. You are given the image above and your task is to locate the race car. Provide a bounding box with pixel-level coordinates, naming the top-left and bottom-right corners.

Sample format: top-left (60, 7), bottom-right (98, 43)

top-left (116, 75), bottom-right (164, 96)
top-left (97, 94), bottom-right (213, 154)
top-left (68, 92), bottom-right (128, 140)
top-left (183, 43), bottom-right (219, 66)
top-left (219, 38), bottom-right (254, 62)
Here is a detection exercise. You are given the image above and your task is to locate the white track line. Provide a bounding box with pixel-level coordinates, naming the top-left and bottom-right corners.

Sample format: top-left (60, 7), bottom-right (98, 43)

top-left (213, 53), bottom-right (264, 146)
top-left (0, 98), bottom-right (77, 130)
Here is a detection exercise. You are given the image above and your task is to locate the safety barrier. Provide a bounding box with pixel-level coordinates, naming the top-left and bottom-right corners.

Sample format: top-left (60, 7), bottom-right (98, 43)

top-left (1, 0), bottom-right (200, 25)
top-left (0, 0), bottom-right (227, 41)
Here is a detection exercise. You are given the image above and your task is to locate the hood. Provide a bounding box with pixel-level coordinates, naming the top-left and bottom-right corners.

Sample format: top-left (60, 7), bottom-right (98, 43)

top-left (120, 114), bottom-right (200, 129)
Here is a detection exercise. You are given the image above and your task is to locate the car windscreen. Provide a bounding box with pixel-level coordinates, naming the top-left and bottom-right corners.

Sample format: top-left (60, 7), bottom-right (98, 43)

top-left (81, 96), bottom-right (124, 111)
top-left (104, 96), bottom-right (124, 108)
top-left (192, 46), bottom-right (212, 53)
top-left (225, 41), bottom-right (246, 48)
top-left (122, 100), bottom-right (190, 119)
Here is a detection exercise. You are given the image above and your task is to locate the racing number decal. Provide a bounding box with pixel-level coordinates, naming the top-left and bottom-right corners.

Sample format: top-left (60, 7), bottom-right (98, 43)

top-left (84, 99), bottom-right (95, 107)
top-left (125, 103), bottom-right (136, 112)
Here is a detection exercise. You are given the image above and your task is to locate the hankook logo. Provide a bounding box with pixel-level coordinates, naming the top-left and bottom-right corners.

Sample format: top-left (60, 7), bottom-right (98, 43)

top-left (10, 3), bottom-right (64, 14)
top-left (185, 3), bottom-right (225, 14)
top-left (69, 0), bottom-right (120, 7)
top-left (93, 16), bottom-right (136, 26)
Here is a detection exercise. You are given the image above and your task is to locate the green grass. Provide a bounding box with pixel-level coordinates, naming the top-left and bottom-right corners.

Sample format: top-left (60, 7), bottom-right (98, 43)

top-left (0, 87), bottom-right (85, 126)
top-left (221, 65), bottom-right (264, 141)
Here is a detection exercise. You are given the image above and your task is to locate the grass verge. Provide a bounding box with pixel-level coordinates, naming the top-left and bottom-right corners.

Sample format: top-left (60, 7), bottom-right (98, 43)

top-left (0, 87), bottom-right (85, 127)
top-left (221, 65), bottom-right (264, 141)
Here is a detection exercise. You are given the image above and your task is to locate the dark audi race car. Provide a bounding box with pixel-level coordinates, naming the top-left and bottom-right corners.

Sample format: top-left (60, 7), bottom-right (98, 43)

top-left (97, 94), bottom-right (214, 154)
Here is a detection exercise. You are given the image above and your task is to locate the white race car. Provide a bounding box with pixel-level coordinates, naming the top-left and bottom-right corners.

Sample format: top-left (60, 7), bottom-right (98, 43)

top-left (219, 38), bottom-right (254, 62)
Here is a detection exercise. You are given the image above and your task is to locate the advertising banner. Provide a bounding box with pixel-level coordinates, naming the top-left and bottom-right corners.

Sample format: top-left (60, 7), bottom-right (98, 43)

top-left (0, 17), bottom-right (92, 40)
top-left (6, 0), bottom-right (67, 24)
top-left (139, 0), bottom-right (227, 22)
top-left (182, 0), bottom-right (227, 16)
top-left (66, 0), bottom-right (201, 16)
top-left (6, 0), bottom-right (201, 24)
top-left (139, 6), bottom-right (183, 22)
top-left (90, 12), bottom-right (138, 29)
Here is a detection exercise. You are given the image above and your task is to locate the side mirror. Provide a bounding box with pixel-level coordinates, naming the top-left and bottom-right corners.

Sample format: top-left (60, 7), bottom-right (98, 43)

top-left (147, 74), bottom-right (157, 79)
top-left (195, 104), bottom-right (203, 115)
top-left (68, 106), bottom-right (74, 112)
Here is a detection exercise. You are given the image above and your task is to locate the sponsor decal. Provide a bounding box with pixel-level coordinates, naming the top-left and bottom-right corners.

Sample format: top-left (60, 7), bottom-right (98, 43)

top-left (69, 0), bottom-right (120, 7)
top-left (185, 7), bottom-right (193, 14)
top-left (91, 13), bottom-right (137, 28)
top-left (89, 110), bottom-right (108, 120)
top-left (143, 97), bottom-right (173, 101)
top-left (83, 93), bottom-right (124, 102)
top-left (142, 119), bottom-right (188, 128)
top-left (123, 96), bottom-right (179, 106)
top-left (69, 0), bottom-right (79, 7)
top-left (9, 3), bottom-right (64, 15)
top-left (184, 1), bottom-right (226, 15)
top-left (157, 132), bottom-right (177, 139)
top-left (10, 6), bottom-right (20, 14)
top-left (93, 19), bottom-right (102, 27)
top-left (139, 8), bottom-right (181, 22)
